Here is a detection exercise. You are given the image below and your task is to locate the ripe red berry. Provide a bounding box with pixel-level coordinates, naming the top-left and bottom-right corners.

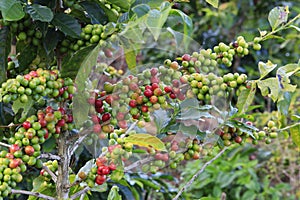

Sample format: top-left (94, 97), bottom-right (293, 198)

top-left (45, 106), bottom-right (53, 113)
top-left (151, 76), bottom-right (159, 84)
top-left (129, 100), bottom-right (137, 108)
top-left (91, 114), bottom-right (101, 124)
top-left (95, 99), bottom-right (103, 108)
top-left (22, 121), bottom-right (31, 129)
top-left (235, 136), bottom-right (242, 143)
top-left (105, 95), bottom-right (113, 105)
top-left (164, 86), bottom-right (172, 93)
top-left (95, 106), bottom-right (104, 114)
top-left (182, 54), bottom-right (191, 61)
top-left (153, 88), bottom-right (162, 96)
top-left (67, 114), bottom-right (73, 123)
top-left (9, 144), bottom-right (20, 153)
top-left (144, 89), bottom-right (153, 98)
top-left (95, 174), bottom-right (106, 185)
top-left (101, 113), bottom-right (111, 122)
top-left (57, 119), bottom-right (66, 127)
top-left (151, 83), bottom-right (159, 91)
top-left (169, 93), bottom-right (176, 99)
top-left (141, 105), bottom-right (148, 112)
top-left (109, 163), bottom-right (117, 171)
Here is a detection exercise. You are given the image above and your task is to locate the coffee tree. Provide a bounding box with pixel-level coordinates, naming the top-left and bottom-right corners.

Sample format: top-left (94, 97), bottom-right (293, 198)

top-left (0, 0), bottom-right (299, 199)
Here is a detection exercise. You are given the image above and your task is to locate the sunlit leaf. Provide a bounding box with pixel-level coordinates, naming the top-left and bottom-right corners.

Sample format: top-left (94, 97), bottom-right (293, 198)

top-left (26, 4), bottom-right (53, 22)
top-left (108, 186), bottom-right (122, 200)
top-left (258, 60), bottom-right (277, 80)
top-left (236, 82), bottom-right (256, 114)
top-left (257, 78), bottom-right (279, 101)
top-left (205, 0), bottom-right (219, 8)
top-left (0, 0), bottom-right (25, 21)
top-left (268, 6), bottom-right (289, 31)
top-left (124, 133), bottom-right (166, 151)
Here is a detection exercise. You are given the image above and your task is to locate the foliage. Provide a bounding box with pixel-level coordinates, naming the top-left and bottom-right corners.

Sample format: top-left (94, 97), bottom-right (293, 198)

top-left (0, 0), bottom-right (299, 200)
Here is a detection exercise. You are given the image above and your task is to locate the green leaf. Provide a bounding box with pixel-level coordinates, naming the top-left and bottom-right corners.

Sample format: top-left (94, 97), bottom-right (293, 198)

top-left (277, 63), bottom-right (300, 78)
top-left (108, 186), bottom-right (122, 200)
top-left (110, 169), bottom-right (124, 182)
top-left (258, 60), bottom-right (277, 80)
top-left (42, 137), bottom-right (56, 152)
top-left (167, 9), bottom-right (193, 37)
top-left (51, 13), bottom-right (81, 38)
top-left (71, 44), bottom-right (100, 128)
top-left (132, 4), bottom-right (151, 18)
top-left (289, 25), bottom-right (300, 32)
top-left (29, 176), bottom-right (56, 200)
top-left (17, 43), bottom-right (38, 72)
top-left (80, 1), bottom-right (108, 24)
top-left (291, 124), bottom-right (300, 148)
top-left (0, 0), bottom-right (25, 21)
top-left (236, 82), bottom-right (256, 115)
top-left (200, 198), bottom-right (218, 200)
top-left (12, 96), bottom-right (34, 119)
top-left (145, 2), bottom-right (172, 40)
top-left (241, 190), bottom-right (256, 200)
top-left (124, 133), bottom-right (166, 151)
top-left (109, 0), bottom-right (131, 10)
top-left (257, 78), bottom-right (279, 101)
top-left (0, 26), bottom-right (10, 85)
top-left (125, 50), bottom-right (137, 72)
top-left (268, 6), bottom-right (289, 31)
top-left (26, 4), bottom-right (53, 22)
top-left (205, 0), bottom-right (219, 8)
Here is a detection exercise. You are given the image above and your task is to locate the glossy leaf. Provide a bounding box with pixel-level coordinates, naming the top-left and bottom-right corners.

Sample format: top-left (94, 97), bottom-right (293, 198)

top-left (71, 45), bottom-right (100, 128)
top-left (258, 60), bottom-right (277, 80)
top-left (80, 1), bottom-right (108, 24)
top-left (125, 49), bottom-right (137, 72)
top-left (257, 78), bottom-right (279, 101)
top-left (145, 2), bottom-right (172, 40)
top-left (291, 124), bottom-right (300, 148)
top-left (236, 82), bottom-right (256, 114)
top-left (26, 4), bottom-right (53, 22)
top-left (12, 96), bottom-right (34, 119)
top-left (268, 6), bottom-right (289, 31)
top-left (17, 44), bottom-right (38, 72)
top-left (109, 0), bottom-right (131, 10)
top-left (0, 0), bottom-right (25, 21)
top-left (29, 176), bottom-right (56, 200)
top-left (206, 0), bottom-right (219, 8)
top-left (277, 92), bottom-right (291, 116)
top-left (51, 13), bottom-right (81, 38)
top-left (124, 133), bottom-right (166, 151)
top-left (132, 4), bottom-right (151, 18)
top-left (277, 63), bottom-right (300, 78)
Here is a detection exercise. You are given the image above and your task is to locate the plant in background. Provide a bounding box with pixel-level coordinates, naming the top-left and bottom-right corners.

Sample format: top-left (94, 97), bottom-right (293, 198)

top-left (0, 0), bottom-right (299, 200)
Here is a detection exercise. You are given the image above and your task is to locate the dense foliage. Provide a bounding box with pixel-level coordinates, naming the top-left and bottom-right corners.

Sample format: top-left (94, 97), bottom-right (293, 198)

top-left (0, 0), bottom-right (299, 200)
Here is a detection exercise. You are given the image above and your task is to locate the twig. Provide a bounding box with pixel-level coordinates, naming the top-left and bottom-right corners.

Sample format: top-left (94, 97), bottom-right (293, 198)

top-left (70, 186), bottom-right (90, 200)
top-left (66, 179), bottom-right (83, 189)
top-left (121, 121), bottom-right (138, 138)
top-left (173, 147), bottom-right (228, 200)
top-left (0, 141), bottom-right (11, 148)
top-left (43, 165), bottom-right (57, 183)
top-left (38, 153), bottom-right (61, 161)
top-left (68, 128), bottom-right (92, 155)
top-left (11, 189), bottom-right (56, 200)
top-left (125, 156), bottom-right (154, 171)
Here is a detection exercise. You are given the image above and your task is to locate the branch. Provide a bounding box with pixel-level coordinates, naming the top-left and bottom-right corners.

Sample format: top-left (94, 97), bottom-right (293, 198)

top-left (70, 186), bottom-right (90, 200)
top-left (11, 189), bottom-right (56, 200)
top-left (0, 141), bottom-right (11, 148)
top-left (38, 153), bottom-right (61, 161)
top-left (43, 165), bottom-right (57, 183)
top-left (172, 147), bottom-right (228, 200)
top-left (68, 128), bottom-right (92, 155)
top-left (124, 156), bottom-right (154, 171)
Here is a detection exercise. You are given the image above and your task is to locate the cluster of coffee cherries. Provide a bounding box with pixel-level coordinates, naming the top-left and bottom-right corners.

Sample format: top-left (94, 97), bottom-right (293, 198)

top-left (0, 68), bottom-right (75, 107)
top-left (0, 148), bottom-right (26, 197)
top-left (215, 122), bottom-right (256, 147)
top-left (79, 156), bottom-right (117, 187)
top-left (70, 23), bottom-right (119, 52)
top-left (40, 160), bottom-right (58, 183)
top-left (253, 120), bottom-right (278, 144)
top-left (0, 14), bottom-right (43, 47)
top-left (185, 72), bottom-right (247, 103)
